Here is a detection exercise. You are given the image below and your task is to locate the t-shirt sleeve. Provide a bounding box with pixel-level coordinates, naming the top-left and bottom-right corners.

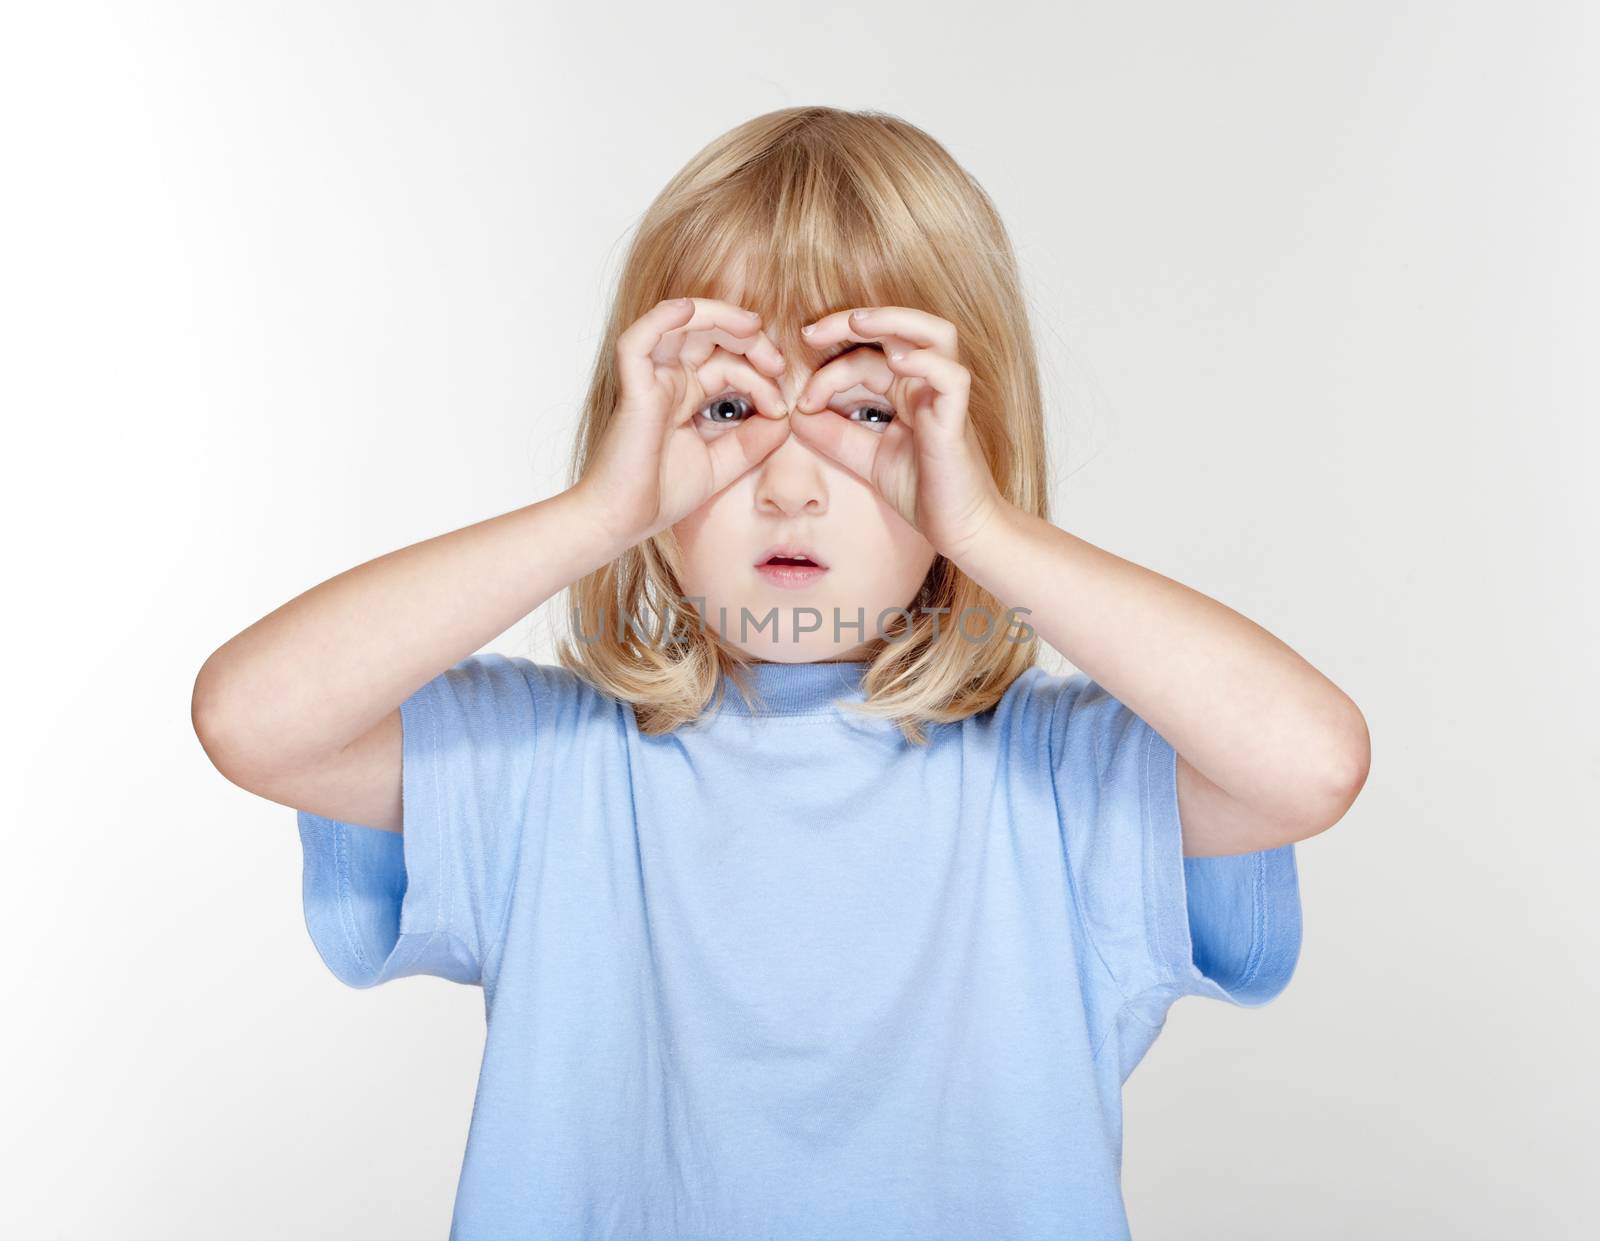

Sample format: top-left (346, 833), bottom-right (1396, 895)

top-left (1045, 673), bottom-right (1303, 1032)
top-left (295, 652), bottom-right (541, 990)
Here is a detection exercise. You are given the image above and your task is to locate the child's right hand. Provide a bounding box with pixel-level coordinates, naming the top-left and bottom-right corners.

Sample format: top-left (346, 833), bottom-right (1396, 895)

top-left (574, 297), bottom-right (793, 549)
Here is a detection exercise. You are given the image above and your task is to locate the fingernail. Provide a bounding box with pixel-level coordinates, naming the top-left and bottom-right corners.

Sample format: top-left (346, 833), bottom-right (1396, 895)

top-left (889, 348), bottom-right (905, 361)
top-left (801, 323), bottom-right (814, 336)
top-left (851, 308), bottom-right (872, 320)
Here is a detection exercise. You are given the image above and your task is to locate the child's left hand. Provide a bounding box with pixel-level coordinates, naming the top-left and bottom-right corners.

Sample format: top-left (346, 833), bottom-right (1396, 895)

top-left (788, 305), bottom-right (1009, 563)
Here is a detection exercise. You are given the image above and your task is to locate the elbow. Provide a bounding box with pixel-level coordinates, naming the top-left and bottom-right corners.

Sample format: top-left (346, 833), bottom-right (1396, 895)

top-left (1295, 705), bottom-right (1372, 842)
top-left (191, 660), bottom-right (221, 750)
top-left (1332, 703), bottom-right (1373, 810)
top-left (191, 655), bottom-right (261, 789)
top-left (192, 678), bottom-right (242, 785)
top-left (191, 654), bottom-right (233, 753)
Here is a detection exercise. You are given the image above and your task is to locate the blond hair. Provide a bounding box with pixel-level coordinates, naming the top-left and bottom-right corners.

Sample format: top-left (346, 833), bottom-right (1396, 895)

top-left (552, 106), bottom-right (1048, 744)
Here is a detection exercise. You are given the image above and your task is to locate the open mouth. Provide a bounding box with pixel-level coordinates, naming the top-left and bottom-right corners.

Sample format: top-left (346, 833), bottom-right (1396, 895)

top-left (754, 546), bottom-right (830, 589)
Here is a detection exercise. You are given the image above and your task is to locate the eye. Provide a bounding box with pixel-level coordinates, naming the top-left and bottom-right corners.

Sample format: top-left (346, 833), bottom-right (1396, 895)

top-left (846, 403), bottom-right (896, 432)
top-left (697, 392), bottom-right (754, 427)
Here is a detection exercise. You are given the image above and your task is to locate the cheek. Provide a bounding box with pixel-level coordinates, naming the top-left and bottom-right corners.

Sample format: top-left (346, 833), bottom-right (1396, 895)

top-left (670, 490), bottom-right (743, 582)
top-left (829, 484), bottom-right (937, 589)
top-left (885, 533), bottom-right (939, 595)
top-left (844, 484), bottom-right (934, 556)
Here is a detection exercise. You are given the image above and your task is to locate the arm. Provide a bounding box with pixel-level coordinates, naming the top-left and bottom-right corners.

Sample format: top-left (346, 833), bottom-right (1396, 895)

top-left (955, 504), bottom-right (1370, 857)
top-left (191, 487), bottom-right (626, 826)
top-left (193, 296), bottom-right (794, 830)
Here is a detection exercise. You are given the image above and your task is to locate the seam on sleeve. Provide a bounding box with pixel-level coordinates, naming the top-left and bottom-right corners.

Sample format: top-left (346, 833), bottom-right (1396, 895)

top-left (480, 656), bottom-right (545, 1000)
top-left (1235, 850), bottom-right (1270, 990)
top-left (1138, 726), bottom-right (1302, 1005)
top-left (1094, 975), bottom-right (1183, 1067)
top-left (1046, 677), bottom-right (1142, 1010)
top-left (410, 667), bottom-right (486, 982)
top-left (1091, 986), bottom-right (1174, 1066)
top-left (1232, 845), bottom-right (1295, 997)
top-left (1139, 724), bottom-right (1181, 994)
top-left (307, 814), bottom-right (443, 987)
top-left (428, 677), bottom-right (451, 945)
top-left (331, 816), bottom-right (373, 978)
top-left (411, 674), bottom-right (447, 941)
top-left (1090, 999), bottom-right (1123, 1065)
top-left (1092, 971), bottom-right (1191, 1075)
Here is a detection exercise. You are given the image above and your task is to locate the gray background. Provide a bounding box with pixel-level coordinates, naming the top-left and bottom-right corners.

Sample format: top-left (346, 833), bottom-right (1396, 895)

top-left (3, 3), bottom-right (1595, 1238)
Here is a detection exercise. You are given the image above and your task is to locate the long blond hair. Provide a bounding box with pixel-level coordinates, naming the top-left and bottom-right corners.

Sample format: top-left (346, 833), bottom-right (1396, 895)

top-left (553, 106), bottom-right (1048, 744)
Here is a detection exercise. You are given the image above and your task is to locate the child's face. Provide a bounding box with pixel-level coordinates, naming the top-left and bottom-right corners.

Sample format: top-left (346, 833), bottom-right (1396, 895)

top-left (670, 274), bottom-right (937, 663)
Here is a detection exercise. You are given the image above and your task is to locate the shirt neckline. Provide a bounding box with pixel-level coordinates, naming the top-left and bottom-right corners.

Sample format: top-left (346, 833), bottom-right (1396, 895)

top-left (716, 659), bottom-right (871, 717)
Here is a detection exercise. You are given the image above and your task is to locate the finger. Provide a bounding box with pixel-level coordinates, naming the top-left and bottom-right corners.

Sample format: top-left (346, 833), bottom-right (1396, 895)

top-left (797, 311), bottom-right (917, 363)
top-left (800, 305), bottom-right (956, 357)
top-left (614, 297), bottom-right (696, 398)
top-left (703, 406), bottom-right (793, 494)
top-left (880, 347), bottom-right (971, 433)
top-left (787, 402), bottom-right (908, 484)
top-left (654, 296), bottom-right (783, 375)
top-left (792, 348), bottom-right (896, 415)
top-left (678, 324), bottom-right (787, 378)
top-left (851, 307), bottom-right (958, 356)
top-left (689, 351), bottom-right (790, 424)
top-left (616, 297), bottom-right (771, 386)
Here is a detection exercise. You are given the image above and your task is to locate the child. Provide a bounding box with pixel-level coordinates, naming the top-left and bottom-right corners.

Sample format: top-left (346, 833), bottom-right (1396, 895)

top-left (195, 106), bottom-right (1369, 1240)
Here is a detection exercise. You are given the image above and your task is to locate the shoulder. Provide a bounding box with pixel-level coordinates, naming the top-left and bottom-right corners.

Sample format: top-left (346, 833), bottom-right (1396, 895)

top-left (988, 663), bottom-right (1095, 730)
top-left (428, 653), bottom-right (625, 733)
top-left (935, 664), bottom-right (1091, 757)
top-left (985, 664), bottom-right (1149, 779)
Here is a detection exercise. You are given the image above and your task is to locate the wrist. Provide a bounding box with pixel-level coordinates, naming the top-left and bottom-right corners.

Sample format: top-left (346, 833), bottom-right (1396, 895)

top-left (939, 495), bottom-right (1020, 572)
top-left (557, 484), bottom-right (646, 565)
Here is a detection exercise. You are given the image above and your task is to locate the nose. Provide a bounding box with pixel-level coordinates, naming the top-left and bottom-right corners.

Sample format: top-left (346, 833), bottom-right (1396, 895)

top-left (754, 423), bottom-right (826, 516)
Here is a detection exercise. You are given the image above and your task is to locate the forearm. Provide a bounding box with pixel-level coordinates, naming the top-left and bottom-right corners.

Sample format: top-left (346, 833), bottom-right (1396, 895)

top-left (193, 487), bottom-right (624, 781)
top-left (958, 502), bottom-right (1368, 829)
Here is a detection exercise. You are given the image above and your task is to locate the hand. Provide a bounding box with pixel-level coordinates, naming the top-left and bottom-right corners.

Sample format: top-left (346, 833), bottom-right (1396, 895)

top-left (786, 305), bottom-right (1007, 563)
top-left (574, 296), bottom-right (792, 549)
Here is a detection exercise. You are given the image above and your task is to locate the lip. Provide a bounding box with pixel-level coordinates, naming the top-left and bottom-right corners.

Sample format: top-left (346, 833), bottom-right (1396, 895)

top-left (755, 562), bottom-right (829, 590)
top-left (753, 542), bottom-right (830, 591)
top-left (754, 543), bottom-right (829, 570)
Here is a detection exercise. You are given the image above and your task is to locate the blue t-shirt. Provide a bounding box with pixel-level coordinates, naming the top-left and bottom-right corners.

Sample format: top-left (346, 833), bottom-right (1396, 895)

top-left (297, 655), bottom-right (1301, 1240)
